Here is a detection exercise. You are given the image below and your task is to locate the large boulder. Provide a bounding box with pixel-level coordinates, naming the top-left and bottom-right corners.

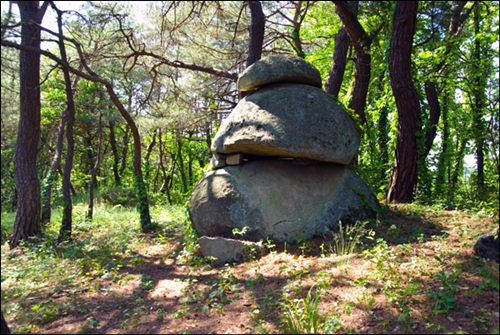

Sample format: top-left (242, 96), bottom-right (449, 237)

top-left (211, 83), bottom-right (360, 165)
top-left (237, 54), bottom-right (322, 92)
top-left (474, 229), bottom-right (499, 263)
top-left (188, 159), bottom-right (379, 243)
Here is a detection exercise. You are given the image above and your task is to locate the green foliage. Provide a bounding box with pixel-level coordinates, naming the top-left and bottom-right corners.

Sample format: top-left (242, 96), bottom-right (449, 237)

top-left (428, 270), bottom-right (460, 314)
top-left (100, 187), bottom-right (136, 207)
top-left (280, 286), bottom-right (325, 334)
top-left (0, 147), bottom-right (16, 212)
top-left (134, 173), bottom-right (154, 231)
top-left (280, 285), bottom-right (346, 334)
top-left (330, 220), bottom-right (373, 260)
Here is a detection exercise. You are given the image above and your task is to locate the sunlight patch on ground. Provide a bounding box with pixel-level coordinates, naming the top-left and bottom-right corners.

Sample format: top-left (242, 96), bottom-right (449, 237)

top-left (150, 278), bottom-right (187, 299)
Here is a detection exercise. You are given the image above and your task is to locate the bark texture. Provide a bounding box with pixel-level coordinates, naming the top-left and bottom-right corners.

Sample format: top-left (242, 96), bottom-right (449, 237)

top-left (10, 1), bottom-right (46, 249)
top-left (387, 1), bottom-right (420, 203)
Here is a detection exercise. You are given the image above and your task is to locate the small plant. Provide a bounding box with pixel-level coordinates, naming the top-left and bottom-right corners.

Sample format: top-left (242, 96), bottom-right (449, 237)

top-left (280, 286), bottom-right (324, 334)
top-left (428, 270), bottom-right (459, 314)
top-left (232, 226), bottom-right (250, 237)
top-left (139, 274), bottom-right (154, 291)
top-left (323, 314), bottom-right (344, 333)
top-left (356, 288), bottom-right (376, 310)
top-left (330, 220), bottom-right (370, 260)
top-left (472, 308), bottom-right (492, 331)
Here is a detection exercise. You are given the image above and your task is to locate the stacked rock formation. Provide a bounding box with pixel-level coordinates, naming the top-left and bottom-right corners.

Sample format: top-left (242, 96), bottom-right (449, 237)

top-left (188, 55), bottom-right (380, 252)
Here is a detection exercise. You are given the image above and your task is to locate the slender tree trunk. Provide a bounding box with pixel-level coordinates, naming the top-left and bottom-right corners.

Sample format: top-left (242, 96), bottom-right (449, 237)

top-left (119, 125), bottom-right (130, 177)
top-left (291, 1), bottom-right (307, 58)
top-left (83, 135), bottom-right (93, 191)
top-left (324, 23), bottom-right (349, 98)
top-left (246, 1), bottom-right (265, 68)
top-left (41, 118), bottom-right (65, 224)
top-left (10, 1), bottom-right (47, 249)
top-left (376, 71), bottom-right (390, 186)
top-left (158, 129), bottom-right (172, 204)
top-left (450, 137), bottom-right (467, 199)
top-left (348, 47), bottom-right (370, 125)
top-left (176, 132), bottom-right (188, 194)
top-left (435, 95), bottom-right (449, 199)
top-left (53, 3), bottom-right (76, 242)
top-left (472, 4), bottom-right (486, 197)
top-left (423, 81), bottom-right (441, 159)
top-left (103, 85), bottom-right (152, 231)
top-left (144, 129), bottom-right (157, 184)
top-left (87, 112), bottom-right (103, 220)
top-left (387, 1), bottom-right (420, 203)
top-left (333, 0), bottom-right (374, 125)
top-left (108, 121), bottom-right (121, 186)
top-left (241, 1), bottom-right (265, 99)
top-left (421, 2), bottom-right (473, 165)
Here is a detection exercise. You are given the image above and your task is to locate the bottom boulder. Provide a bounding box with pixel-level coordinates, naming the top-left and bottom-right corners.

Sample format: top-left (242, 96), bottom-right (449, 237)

top-left (198, 236), bottom-right (267, 266)
top-left (188, 159), bottom-right (380, 243)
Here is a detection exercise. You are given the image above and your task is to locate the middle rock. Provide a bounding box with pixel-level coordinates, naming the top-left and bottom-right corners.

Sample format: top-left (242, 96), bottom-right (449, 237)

top-left (211, 83), bottom-right (361, 165)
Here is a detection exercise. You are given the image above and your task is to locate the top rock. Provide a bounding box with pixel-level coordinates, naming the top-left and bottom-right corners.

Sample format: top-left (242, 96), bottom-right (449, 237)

top-left (237, 54), bottom-right (322, 92)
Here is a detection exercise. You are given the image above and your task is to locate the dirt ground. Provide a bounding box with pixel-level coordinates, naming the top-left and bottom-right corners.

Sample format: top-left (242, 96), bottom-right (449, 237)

top-left (3, 205), bottom-right (499, 334)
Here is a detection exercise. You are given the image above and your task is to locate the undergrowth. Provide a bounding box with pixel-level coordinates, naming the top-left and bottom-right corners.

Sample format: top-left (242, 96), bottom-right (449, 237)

top-left (1, 202), bottom-right (499, 334)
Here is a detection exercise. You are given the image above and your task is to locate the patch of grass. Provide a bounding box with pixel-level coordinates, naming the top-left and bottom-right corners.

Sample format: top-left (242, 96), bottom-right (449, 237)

top-left (330, 220), bottom-right (372, 258)
top-left (280, 286), bottom-right (325, 334)
top-left (1, 202), bottom-right (189, 332)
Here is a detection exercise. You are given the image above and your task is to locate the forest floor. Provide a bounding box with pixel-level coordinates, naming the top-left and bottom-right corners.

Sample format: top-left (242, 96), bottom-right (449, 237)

top-left (1, 202), bottom-right (499, 334)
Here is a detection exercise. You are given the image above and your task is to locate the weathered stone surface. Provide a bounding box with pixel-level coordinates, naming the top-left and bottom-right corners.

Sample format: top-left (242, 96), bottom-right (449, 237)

top-left (211, 83), bottom-right (360, 165)
top-left (188, 159), bottom-right (379, 243)
top-left (198, 236), bottom-right (266, 266)
top-left (226, 153), bottom-right (244, 165)
top-left (238, 54), bottom-right (322, 92)
top-left (474, 229), bottom-right (499, 263)
top-left (210, 153), bottom-right (227, 169)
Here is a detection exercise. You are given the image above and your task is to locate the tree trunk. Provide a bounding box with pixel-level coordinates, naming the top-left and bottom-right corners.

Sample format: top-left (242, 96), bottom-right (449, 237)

top-left (450, 137), bottom-right (467, 199)
top-left (435, 95), bottom-right (450, 199)
top-left (423, 81), bottom-right (441, 159)
top-left (10, 1), bottom-right (47, 249)
top-left (83, 135), bottom-right (93, 191)
top-left (119, 124), bottom-right (130, 177)
top-left (54, 3), bottom-right (76, 242)
top-left (333, 0), bottom-right (372, 125)
top-left (421, 2), bottom-right (473, 164)
top-left (472, 4), bottom-right (486, 197)
top-left (41, 118), bottom-right (65, 224)
top-left (324, 24), bottom-right (349, 98)
top-left (158, 129), bottom-right (172, 204)
top-left (104, 85), bottom-right (152, 231)
top-left (376, 71), bottom-right (390, 186)
top-left (176, 132), bottom-right (188, 194)
top-left (108, 121), bottom-right (121, 186)
top-left (348, 47), bottom-right (370, 125)
top-left (387, 1), bottom-right (420, 203)
top-left (1, 311), bottom-right (10, 334)
top-left (144, 129), bottom-right (157, 184)
top-left (246, 1), bottom-right (265, 68)
top-left (241, 1), bottom-right (265, 99)
top-left (87, 112), bottom-right (103, 221)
